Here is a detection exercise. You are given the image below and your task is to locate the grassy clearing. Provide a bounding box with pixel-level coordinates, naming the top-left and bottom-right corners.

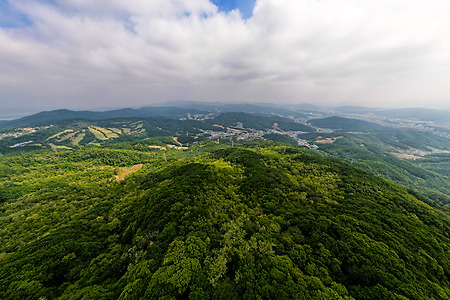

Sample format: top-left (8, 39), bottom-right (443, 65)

top-left (108, 128), bottom-right (122, 135)
top-left (115, 164), bottom-right (144, 181)
top-left (55, 145), bottom-right (72, 150)
top-left (49, 143), bottom-right (57, 153)
top-left (58, 132), bottom-right (77, 142)
top-left (46, 129), bottom-right (74, 140)
top-left (88, 127), bottom-right (108, 140)
top-left (91, 126), bottom-right (119, 139)
top-left (131, 121), bottom-right (143, 129)
top-left (71, 132), bottom-right (86, 146)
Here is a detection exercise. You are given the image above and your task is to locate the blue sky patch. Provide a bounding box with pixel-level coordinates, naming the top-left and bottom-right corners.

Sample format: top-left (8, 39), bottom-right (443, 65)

top-left (0, 1), bottom-right (33, 28)
top-left (212, 0), bottom-right (256, 19)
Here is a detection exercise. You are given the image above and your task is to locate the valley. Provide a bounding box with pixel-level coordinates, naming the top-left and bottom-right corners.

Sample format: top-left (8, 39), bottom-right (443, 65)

top-left (0, 104), bottom-right (449, 299)
top-left (2, 104), bottom-right (448, 206)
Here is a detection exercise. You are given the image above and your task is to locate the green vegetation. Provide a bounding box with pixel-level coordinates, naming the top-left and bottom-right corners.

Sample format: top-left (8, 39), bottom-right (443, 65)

top-left (0, 107), bottom-right (206, 129)
top-left (1, 111), bottom-right (448, 209)
top-left (308, 116), bottom-right (383, 132)
top-left (58, 131), bottom-right (77, 142)
top-left (93, 126), bottom-right (119, 139)
top-left (71, 132), bottom-right (86, 146)
top-left (108, 128), bottom-right (123, 135)
top-left (0, 143), bottom-right (449, 299)
top-left (89, 126), bottom-right (109, 140)
top-left (316, 134), bottom-right (450, 206)
top-left (374, 128), bottom-right (449, 151)
top-left (46, 129), bottom-right (75, 140)
top-left (263, 133), bottom-right (299, 147)
top-left (308, 117), bottom-right (449, 151)
top-left (411, 153), bottom-right (450, 177)
top-left (0, 119), bottom-right (185, 150)
top-left (209, 112), bottom-right (314, 131)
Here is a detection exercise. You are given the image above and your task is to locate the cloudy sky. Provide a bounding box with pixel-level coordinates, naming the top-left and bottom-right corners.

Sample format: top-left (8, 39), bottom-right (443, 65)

top-left (1, 0), bottom-right (450, 115)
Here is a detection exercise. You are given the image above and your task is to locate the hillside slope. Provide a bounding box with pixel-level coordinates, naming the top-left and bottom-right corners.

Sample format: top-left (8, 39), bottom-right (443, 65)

top-left (208, 112), bottom-right (314, 131)
top-left (0, 145), bottom-right (449, 299)
top-left (314, 133), bottom-right (450, 206)
top-left (308, 116), bottom-right (383, 132)
top-left (0, 107), bottom-right (205, 129)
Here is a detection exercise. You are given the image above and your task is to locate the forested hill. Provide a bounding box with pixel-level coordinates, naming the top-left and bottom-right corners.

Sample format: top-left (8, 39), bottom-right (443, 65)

top-left (308, 116), bottom-right (384, 132)
top-left (0, 107), bottom-right (206, 129)
top-left (208, 112), bottom-right (314, 131)
top-left (0, 144), bottom-right (449, 299)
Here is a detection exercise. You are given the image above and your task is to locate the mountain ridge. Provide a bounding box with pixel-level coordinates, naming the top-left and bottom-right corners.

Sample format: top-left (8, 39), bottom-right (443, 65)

top-left (0, 144), bottom-right (449, 299)
top-left (0, 107), bottom-right (207, 129)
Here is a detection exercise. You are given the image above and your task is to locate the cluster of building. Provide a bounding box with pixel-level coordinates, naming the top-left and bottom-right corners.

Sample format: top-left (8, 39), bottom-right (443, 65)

top-left (180, 113), bottom-right (216, 121)
top-left (428, 128), bottom-right (450, 139)
top-left (0, 127), bottom-right (36, 140)
top-left (200, 126), bottom-right (319, 149)
top-left (204, 127), bottom-right (266, 142)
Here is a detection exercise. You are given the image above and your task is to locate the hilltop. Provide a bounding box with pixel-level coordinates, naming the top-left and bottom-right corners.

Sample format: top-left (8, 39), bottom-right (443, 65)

top-left (1, 106), bottom-right (449, 207)
top-left (0, 144), bottom-right (449, 299)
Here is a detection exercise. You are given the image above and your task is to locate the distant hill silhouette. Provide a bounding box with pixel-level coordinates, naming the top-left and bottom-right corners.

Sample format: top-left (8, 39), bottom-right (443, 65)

top-left (309, 116), bottom-right (384, 132)
top-left (209, 112), bottom-right (315, 131)
top-left (0, 107), bottom-right (206, 129)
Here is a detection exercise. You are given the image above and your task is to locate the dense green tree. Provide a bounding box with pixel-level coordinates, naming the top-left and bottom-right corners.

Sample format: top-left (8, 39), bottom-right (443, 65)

top-left (0, 144), bottom-right (449, 299)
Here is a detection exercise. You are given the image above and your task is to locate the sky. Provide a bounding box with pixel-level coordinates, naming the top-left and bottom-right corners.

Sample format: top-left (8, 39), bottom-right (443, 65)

top-left (1, 0), bottom-right (450, 115)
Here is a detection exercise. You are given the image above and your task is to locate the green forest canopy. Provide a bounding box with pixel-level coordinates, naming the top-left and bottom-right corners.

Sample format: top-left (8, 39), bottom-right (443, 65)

top-left (0, 143), bottom-right (449, 299)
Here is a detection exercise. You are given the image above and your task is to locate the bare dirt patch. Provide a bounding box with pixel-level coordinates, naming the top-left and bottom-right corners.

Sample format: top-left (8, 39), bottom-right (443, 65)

top-left (315, 136), bottom-right (344, 144)
top-left (392, 153), bottom-right (423, 160)
top-left (115, 164), bottom-right (144, 181)
top-left (173, 136), bottom-right (183, 146)
top-left (148, 145), bottom-right (167, 150)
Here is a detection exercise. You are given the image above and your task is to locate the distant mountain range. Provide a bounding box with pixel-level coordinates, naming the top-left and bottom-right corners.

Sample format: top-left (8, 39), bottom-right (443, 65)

top-left (0, 107), bottom-right (206, 129)
top-left (1, 102), bottom-right (449, 130)
top-left (1, 103), bottom-right (448, 207)
top-left (208, 112), bottom-right (313, 132)
top-left (374, 108), bottom-right (450, 123)
top-left (326, 106), bottom-right (450, 123)
top-left (167, 102), bottom-right (450, 123)
top-left (308, 116), bottom-right (384, 132)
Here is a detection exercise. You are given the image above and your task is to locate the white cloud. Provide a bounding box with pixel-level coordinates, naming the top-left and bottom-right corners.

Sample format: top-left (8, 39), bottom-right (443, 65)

top-left (1, 0), bottom-right (450, 111)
